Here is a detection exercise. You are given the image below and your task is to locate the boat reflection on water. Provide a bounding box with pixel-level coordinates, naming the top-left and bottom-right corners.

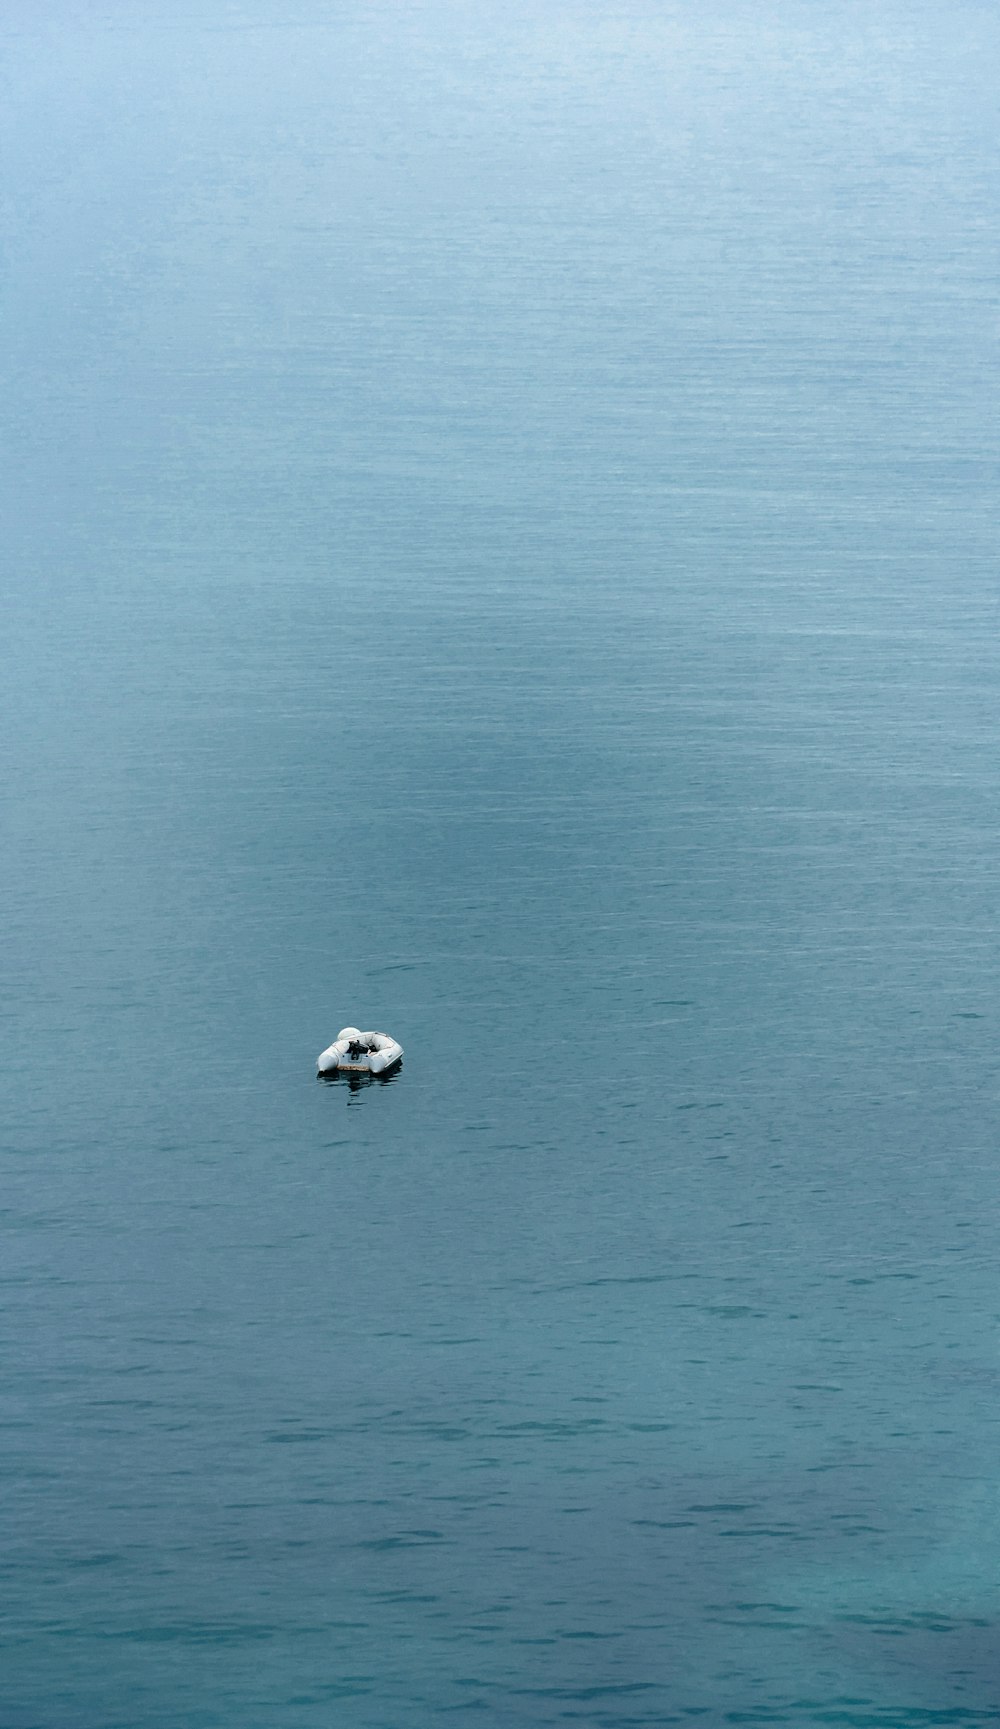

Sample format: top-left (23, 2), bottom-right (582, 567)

top-left (317, 1064), bottom-right (403, 1094)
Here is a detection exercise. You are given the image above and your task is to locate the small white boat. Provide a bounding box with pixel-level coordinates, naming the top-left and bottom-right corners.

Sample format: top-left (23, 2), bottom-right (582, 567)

top-left (317, 1027), bottom-right (403, 1076)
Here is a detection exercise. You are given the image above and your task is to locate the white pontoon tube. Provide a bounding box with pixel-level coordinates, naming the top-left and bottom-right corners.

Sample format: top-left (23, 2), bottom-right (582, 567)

top-left (317, 1026), bottom-right (403, 1076)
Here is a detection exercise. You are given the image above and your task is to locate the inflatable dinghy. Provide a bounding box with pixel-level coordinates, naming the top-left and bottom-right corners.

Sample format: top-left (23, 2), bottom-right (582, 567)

top-left (317, 1027), bottom-right (403, 1076)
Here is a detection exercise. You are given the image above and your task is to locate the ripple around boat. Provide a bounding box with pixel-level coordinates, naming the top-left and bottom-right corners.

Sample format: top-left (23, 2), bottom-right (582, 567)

top-left (316, 1027), bottom-right (403, 1076)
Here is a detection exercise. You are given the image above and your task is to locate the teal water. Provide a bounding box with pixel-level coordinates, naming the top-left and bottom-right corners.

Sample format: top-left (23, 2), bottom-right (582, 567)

top-left (4, 3), bottom-right (1000, 1723)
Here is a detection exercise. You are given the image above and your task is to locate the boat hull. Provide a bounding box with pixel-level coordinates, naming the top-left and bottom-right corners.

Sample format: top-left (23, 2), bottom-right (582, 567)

top-left (317, 1027), bottom-right (403, 1076)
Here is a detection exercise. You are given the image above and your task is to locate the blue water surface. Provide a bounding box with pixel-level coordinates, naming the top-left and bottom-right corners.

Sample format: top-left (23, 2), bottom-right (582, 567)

top-left (3, 3), bottom-right (1000, 1723)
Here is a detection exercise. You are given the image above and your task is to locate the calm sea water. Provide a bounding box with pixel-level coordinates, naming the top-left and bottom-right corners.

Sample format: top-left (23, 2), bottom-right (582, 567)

top-left (3, 3), bottom-right (1000, 1723)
